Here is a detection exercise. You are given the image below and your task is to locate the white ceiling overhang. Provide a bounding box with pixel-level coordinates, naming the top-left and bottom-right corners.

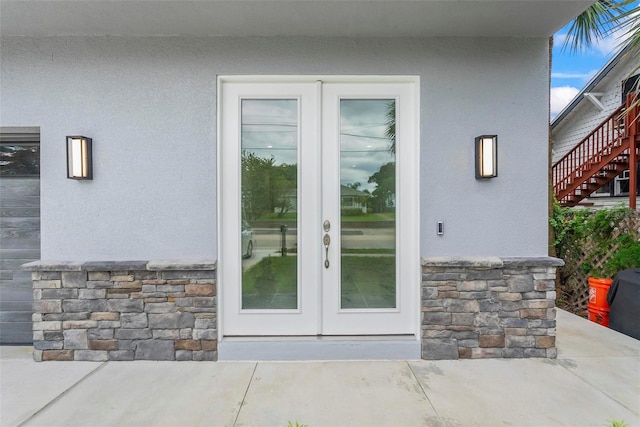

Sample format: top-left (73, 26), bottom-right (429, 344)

top-left (0, 0), bottom-right (593, 37)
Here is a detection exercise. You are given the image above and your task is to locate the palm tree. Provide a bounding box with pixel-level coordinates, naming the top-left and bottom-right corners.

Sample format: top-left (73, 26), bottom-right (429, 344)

top-left (563, 0), bottom-right (639, 98)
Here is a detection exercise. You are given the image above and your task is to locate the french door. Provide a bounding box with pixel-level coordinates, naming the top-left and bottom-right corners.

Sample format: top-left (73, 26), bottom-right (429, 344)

top-left (219, 77), bottom-right (419, 337)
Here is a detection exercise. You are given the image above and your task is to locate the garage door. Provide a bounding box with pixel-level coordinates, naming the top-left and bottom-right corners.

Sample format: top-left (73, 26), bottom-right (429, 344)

top-left (0, 127), bottom-right (40, 344)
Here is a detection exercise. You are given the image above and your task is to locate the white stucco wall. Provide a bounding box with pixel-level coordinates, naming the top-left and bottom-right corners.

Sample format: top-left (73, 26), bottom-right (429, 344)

top-left (0, 36), bottom-right (550, 259)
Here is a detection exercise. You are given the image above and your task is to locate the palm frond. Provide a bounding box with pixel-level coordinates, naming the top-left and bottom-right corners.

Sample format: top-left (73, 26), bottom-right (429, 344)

top-left (562, 0), bottom-right (640, 114)
top-left (609, 0), bottom-right (640, 52)
top-left (562, 0), bottom-right (622, 52)
top-left (385, 101), bottom-right (396, 155)
top-left (617, 3), bottom-right (640, 50)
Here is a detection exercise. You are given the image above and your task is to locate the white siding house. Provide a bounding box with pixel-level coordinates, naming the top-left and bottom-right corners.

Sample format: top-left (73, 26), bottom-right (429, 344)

top-left (1, 1), bottom-right (590, 361)
top-left (552, 46), bottom-right (639, 208)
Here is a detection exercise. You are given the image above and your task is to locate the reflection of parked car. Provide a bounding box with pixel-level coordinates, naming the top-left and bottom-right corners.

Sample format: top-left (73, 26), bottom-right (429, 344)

top-left (241, 221), bottom-right (254, 258)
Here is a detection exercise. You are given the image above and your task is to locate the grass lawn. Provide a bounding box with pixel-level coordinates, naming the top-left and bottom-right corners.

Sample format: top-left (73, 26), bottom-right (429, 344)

top-left (242, 255), bottom-right (395, 309)
top-left (242, 257), bottom-right (297, 309)
top-left (341, 256), bottom-right (395, 308)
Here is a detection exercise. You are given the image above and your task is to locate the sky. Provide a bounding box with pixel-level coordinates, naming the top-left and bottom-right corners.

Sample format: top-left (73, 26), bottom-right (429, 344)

top-left (551, 4), bottom-right (635, 119)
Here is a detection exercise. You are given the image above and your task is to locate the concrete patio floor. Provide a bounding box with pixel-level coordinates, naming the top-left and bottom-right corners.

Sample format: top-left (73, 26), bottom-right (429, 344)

top-left (1, 309), bottom-right (638, 427)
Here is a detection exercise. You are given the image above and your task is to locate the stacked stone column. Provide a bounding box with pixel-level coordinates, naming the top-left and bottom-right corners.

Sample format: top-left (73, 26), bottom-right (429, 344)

top-left (25, 260), bottom-right (217, 361)
top-left (421, 257), bottom-right (563, 359)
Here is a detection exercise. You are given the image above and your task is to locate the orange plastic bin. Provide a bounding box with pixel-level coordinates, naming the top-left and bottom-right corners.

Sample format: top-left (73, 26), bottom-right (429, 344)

top-left (587, 277), bottom-right (612, 327)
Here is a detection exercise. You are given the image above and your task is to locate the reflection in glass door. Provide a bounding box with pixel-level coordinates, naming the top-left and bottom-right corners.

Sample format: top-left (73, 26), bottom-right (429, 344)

top-left (339, 99), bottom-right (396, 309)
top-left (240, 99), bottom-right (299, 309)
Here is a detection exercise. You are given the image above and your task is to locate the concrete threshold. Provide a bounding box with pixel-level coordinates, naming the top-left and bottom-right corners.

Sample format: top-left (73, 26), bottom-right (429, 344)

top-left (218, 335), bottom-right (421, 360)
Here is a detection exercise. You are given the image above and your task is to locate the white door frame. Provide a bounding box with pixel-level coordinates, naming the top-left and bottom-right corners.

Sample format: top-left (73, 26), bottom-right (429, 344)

top-left (217, 75), bottom-right (420, 339)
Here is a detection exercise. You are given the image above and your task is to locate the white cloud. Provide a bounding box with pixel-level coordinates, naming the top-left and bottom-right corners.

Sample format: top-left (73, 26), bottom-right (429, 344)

top-left (551, 72), bottom-right (588, 79)
top-left (552, 69), bottom-right (598, 82)
top-left (593, 6), bottom-right (639, 56)
top-left (555, 30), bottom-right (624, 56)
top-left (551, 86), bottom-right (580, 117)
top-left (592, 29), bottom-right (629, 56)
top-left (553, 33), bottom-right (567, 48)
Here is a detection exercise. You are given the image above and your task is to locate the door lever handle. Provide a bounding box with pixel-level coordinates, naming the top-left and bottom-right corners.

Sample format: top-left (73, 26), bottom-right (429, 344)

top-left (323, 233), bottom-right (330, 268)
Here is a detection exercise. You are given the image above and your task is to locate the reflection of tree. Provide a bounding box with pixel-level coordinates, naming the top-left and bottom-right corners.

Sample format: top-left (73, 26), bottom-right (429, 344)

top-left (346, 182), bottom-right (361, 190)
top-left (385, 101), bottom-right (396, 155)
top-left (368, 162), bottom-right (395, 213)
top-left (0, 145), bottom-right (39, 176)
top-left (241, 152), bottom-right (297, 220)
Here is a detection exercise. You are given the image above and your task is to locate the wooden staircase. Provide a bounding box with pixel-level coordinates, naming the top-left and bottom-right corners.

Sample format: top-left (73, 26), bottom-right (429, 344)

top-left (553, 94), bottom-right (640, 208)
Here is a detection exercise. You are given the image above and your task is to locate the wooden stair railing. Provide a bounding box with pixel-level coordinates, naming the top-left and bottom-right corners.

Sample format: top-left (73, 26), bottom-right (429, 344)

top-left (553, 94), bottom-right (640, 208)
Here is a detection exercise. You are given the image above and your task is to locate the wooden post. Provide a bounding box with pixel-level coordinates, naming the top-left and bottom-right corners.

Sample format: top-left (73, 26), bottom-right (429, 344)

top-left (628, 94), bottom-right (637, 210)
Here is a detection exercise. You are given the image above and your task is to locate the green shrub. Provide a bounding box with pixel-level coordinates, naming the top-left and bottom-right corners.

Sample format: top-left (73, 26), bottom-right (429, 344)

top-left (552, 203), bottom-right (639, 278)
top-left (550, 202), bottom-right (640, 314)
top-left (600, 240), bottom-right (640, 278)
top-left (550, 202), bottom-right (591, 258)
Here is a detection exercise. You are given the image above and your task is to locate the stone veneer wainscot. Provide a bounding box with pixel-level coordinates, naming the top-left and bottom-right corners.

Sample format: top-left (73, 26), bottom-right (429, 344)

top-left (421, 257), bottom-right (564, 359)
top-left (25, 256), bottom-right (563, 361)
top-left (23, 260), bottom-right (217, 362)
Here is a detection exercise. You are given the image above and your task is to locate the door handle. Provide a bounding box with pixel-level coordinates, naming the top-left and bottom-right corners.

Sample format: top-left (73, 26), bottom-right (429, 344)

top-left (323, 233), bottom-right (330, 268)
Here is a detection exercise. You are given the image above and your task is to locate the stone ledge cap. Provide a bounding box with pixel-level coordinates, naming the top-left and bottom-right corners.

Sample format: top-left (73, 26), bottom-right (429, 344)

top-left (501, 257), bottom-right (564, 267)
top-left (22, 259), bottom-right (218, 271)
top-left (83, 261), bottom-right (149, 271)
top-left (421, 257), bottom-right (503, 269)
top-left (21, 261), bottom-right (84, 271)
top-left (146, 259), bottom-right (217, 271)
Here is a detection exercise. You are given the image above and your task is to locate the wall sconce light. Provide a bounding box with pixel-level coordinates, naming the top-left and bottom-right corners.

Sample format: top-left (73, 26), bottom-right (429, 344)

top-left (66, 136), bottom-right (93, 180)
top-left (475, 135), bottom-right (497, 179)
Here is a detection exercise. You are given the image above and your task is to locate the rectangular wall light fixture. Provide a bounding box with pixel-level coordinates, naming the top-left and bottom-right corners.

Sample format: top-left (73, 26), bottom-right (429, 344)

top-left (475, 135), bottom-right (497, 179)
top-left (66, 136), bottom-right (93, 180)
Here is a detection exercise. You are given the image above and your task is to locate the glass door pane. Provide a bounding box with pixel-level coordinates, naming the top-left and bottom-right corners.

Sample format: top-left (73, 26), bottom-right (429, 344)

top-left (241, 99), bottom-right (298, 309)
top-left (339, 99), bottom-right (396, 309)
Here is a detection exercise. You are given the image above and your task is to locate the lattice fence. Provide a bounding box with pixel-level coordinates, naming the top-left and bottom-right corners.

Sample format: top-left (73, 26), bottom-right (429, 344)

top-left (556, 211), bottom-right (640, 317)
